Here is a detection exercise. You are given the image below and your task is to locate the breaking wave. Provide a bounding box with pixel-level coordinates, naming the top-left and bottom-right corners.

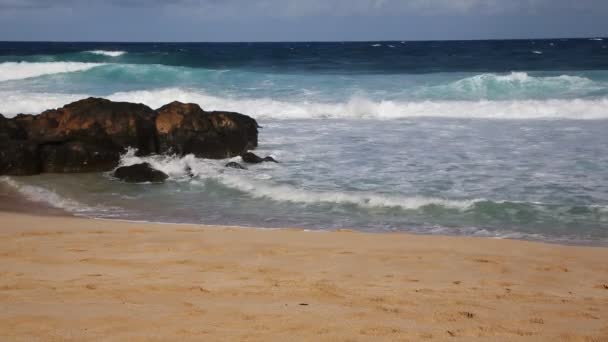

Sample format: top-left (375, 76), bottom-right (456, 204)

top-left (117, 149), bottom-right (482, 211)
top-left (2, 87), bottom-right (608, 120)
top-left (85, 50), bottom-right (127, 57)
top-left (0, 176), bottom-right (117, 216)
top-left (0, 62), bottom-right (105, 82)
top-left (412, 72), bottom-right (602, 100)
top-left (116, 151), bottom-right (608, 229)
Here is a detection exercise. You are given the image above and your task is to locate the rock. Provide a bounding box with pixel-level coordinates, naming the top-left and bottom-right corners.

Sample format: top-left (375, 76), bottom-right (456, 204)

top-left (39, 141), bottom-right (121, 173)
top-left (0, 98), bottom-right (260, 176)
top-left (1, 98), bottom-right (158, 175)
top-left (241, 152), bottom-right (278, 164)
top-left (113, 163), bottom-right (168, 183)
top-left (225, 161), bottom-right (248, 170)
top-left (0, 114), bottom-right (27, 141)
top-left (185, 166), bottom-right (195, 178)
top-left (0, 114), bottom-right (41, 175)
top-left (262, 156), bottom-right (279, 163)
top-left (155, 101), bottom-right (258, 159)
top-left (20, 98), bottom-right (158, 155)
top-left (0, 140), bottom-right (41, 176)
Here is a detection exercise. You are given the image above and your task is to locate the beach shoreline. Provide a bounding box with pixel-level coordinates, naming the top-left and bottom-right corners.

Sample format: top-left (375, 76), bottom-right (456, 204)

top-left (0, 211), bottom-right (607, 341)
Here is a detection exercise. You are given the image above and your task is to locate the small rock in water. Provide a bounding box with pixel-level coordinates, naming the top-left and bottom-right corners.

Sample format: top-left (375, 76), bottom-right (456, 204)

top-left (225, 162), bottom-right (248, 170)
top-left (262, 156), bottom-right (279, 163)
top-left (185, 166), bottom-right (195, 177)
top-left (241, 152), bottom-right (279, 164)
top-left (113, 163), bottom-right (168, 183)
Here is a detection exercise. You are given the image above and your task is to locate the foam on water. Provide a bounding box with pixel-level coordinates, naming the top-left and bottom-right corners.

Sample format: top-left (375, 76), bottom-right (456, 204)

top-left (2, 87), bottom-right (608, 120)
top-left (0, 176), bottom-right (117, 216)
top-left (85, 50), bottom-right (127, 57)
top-left (117, 150), bottom-right (482, 211)
top-left (412, 72), bottom-right (601, 100)
top-left (0, 62), bottom-right (105, 82)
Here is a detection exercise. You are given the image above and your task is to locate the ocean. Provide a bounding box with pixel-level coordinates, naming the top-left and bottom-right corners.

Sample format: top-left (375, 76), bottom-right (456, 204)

top-left (1, 39), bottom-right (607, 245)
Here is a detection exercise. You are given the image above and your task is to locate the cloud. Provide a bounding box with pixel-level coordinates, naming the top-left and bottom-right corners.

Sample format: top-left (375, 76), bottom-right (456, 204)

top-left (1, 0), bottom-right (607, 16)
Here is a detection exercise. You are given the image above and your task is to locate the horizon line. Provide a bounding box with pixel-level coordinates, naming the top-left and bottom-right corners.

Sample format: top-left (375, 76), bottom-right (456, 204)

top-left (0, 35), bottom-right (606, 44)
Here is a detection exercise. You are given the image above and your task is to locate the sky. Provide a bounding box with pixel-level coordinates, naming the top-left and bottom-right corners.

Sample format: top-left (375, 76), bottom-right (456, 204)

top-left (0, 0), bottom-right (607, 41)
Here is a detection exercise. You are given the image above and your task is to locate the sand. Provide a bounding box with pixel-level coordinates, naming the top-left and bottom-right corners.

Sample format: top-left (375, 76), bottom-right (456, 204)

top-left (0, 211), bottom-right (607, 341)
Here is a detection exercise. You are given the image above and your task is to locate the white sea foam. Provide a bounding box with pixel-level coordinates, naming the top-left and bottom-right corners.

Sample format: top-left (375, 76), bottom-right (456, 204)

top-left (2, 86), bottom-right (608, 120)
top-left (85, 50), bottom-right (127, 57)
top-left (106, 88), bottom-right (608, 120)
top-left (117, 151), bottom-right (481, 211)
top-left (414, 72), bottom-right (599, 99)
top-left (216, 174), bottom-right (480, 210)
top-left (0, 62), bottom-right (105, 82)
top-left (0, 91), bottom-right (85, 115)
top-left (0, 176), bottom-right (105, 215)
top-left (532, 50), bottom-right (543, 54)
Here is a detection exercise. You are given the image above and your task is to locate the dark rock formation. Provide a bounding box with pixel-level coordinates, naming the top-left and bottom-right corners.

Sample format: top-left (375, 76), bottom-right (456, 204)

top-left (113, 163), bottom-right (168, 183)
top-left (0, 114), bottom-right (40, 175)
top-left (0, 98), bottom-right (260, 176)
top-left (39, 141), bottom-right (121, 173)
top-left (225, 161), bottom-right (248, 170)
top-left (19, 98), bottom-right (158, 155)
top-left (185, 166), bottom-right (195, 178)
top-left (155, 101), bottom-right (258, 159)
top-left (0, 140), bottom-right (41, 176)
top-left (241, 152), bottom-right (278, 164)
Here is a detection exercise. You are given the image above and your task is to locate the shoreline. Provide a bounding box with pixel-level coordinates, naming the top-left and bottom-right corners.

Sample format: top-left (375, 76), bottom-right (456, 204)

top-left (1, 211), bottom-right (607, 341)
top-left (1, 180), bottom-right (606, 248)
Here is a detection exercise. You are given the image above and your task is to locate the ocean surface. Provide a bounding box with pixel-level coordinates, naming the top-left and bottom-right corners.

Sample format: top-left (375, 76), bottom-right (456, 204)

top-left (1, 40), bottom-right (607, 245)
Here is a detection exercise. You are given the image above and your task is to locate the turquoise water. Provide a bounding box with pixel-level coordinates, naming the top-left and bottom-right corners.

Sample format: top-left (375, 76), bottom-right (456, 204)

top-left (1, 40), bottom-right (607, 245)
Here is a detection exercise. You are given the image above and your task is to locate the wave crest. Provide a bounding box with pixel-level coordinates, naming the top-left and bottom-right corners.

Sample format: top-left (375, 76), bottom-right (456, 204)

top-left (117, 150), bottom-right (481, 211)
top-left (107, 88), bottom-right (608, 120)
top-left (0, 176), bottom-right (113, 216)
top-left (2, 87), bottom-right (608, 119)
top-left (412, 72), bottom-right (600, 100)
top-left (0, 62), bottom-right (105, 82)
top-left (85, 50), bottom-right (127, 57)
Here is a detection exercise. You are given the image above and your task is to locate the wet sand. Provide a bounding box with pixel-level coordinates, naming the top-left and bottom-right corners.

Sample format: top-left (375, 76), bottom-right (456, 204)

top-left (0, 211), bottom-right (607, 341)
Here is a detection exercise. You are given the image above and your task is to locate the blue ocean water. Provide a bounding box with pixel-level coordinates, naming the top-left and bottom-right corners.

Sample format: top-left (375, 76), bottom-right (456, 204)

top-left (1, 40), bottom-right (607, 245)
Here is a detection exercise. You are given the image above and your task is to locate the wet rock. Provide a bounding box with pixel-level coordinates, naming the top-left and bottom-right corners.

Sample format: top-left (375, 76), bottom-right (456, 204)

top-left (20, 98), bottom-right (158, 155)
top-left (113, 163), bottom-right (168, 183)
top-left (0, 114), bottom-right (40, 175)
top-left (0, 140), bottom-right (41, 176)
top-left (0, 99), bottom-right (260, 176)
top-left (241, 152), bottom-right (278, 164)
top-left (155, 101), bottom-right (258, 159)
top-left (0, 114), bottom-right (27, 141)
top-left (39, 141), bottom-right (121, 173)
top-left (185, 166), bottom-right (195, 178)
top-left (225, 161), bottom-right (248, 170)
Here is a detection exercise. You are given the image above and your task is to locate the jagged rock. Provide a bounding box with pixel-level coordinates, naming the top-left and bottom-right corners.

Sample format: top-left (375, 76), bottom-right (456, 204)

top-left (18, 97), bottom-right (158, 155)
top-left (155, 101), bottom-right (258, 159)
top-left (113, 163), bottom-right (168, 183)
top-left (0, 98), bottom-right (260, 176)
top-left (0, 114), bottom-right (40, 175)
top-left (0, 140), bottom-right (41, 176)
top-left (225, 161), bottom-right (248, 170)
top-left (241, 152), bottom-right (278, 164)
top-left (0, 114), bottom-right (26, 141)
top-left (39, 141), bottom-right (121, 173)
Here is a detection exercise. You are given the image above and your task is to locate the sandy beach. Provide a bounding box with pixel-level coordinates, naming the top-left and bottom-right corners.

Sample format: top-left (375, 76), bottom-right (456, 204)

top-left (0, 211), bottom-right (606, 341)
